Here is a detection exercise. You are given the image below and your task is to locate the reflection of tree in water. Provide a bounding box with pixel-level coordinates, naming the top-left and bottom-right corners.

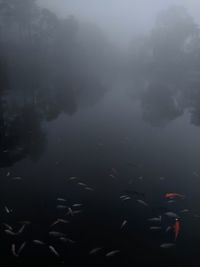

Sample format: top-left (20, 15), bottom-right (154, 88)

top-left (0, 0), bottom-right (110, 167)
top-left (130, 5), bottom-right (200, 127)
top-left (0, 104), bottom-right (46, 168)
top-left (141, 82), bottom-right (183, 126)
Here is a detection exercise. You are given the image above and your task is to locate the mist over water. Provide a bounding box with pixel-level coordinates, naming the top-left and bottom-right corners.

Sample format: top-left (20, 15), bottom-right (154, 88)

top-left (1, 0), bottom-right (200, 266)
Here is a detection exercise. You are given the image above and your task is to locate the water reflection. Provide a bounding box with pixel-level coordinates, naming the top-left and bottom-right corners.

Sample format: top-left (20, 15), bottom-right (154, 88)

top-left (129, 6), bottom-right (200, 127)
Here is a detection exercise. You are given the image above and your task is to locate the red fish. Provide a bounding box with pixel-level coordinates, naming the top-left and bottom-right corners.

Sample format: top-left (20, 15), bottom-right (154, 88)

top-left (174, 218), bottom-right (180, 241)
top-left (164, 193), bottom-right (185, 199)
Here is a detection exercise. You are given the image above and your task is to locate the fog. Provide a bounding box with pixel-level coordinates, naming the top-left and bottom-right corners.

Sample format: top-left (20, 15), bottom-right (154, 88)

top-left (2, 0), bottom-right (200, 266)
top-left (39, 0), bottom-right (200, 47)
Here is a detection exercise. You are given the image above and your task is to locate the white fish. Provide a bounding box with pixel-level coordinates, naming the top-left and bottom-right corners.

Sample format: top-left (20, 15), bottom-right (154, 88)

top-left (89, 247), bottom-right (102, 255)
top-left (85, 187), bottom-right (94, 191)
top-left (18, 221), bottom-right (31, 225)
top-left (73, 210), bottom-right (82, 215)
top-left (57, 198), bottom-right (66, 202)
top-left (106, 250), bottom-right (120, 257)
top-left (3, 223), bottom-right (13, 231)
top-left (180, 209), bottom-right (189, 213)
top-left (11, 177), bottom-right (22, 180)
top-left (50, 219), bottom-right (69, 227)
top-left (17, 242), bottom-right (26, 255)
top-left (165, 212), bottom-right (178, 218)
top-left (137, 199), bottom-right (148, 206)
top-left (160, 243), bottom-right (175, 249)
top-left (122, 197), bottom-right (131, 201)
top-left (49, 231), bottom-right (66, 237)
top-left (166, 226), bottom-right (172, 232)
top-left (159, 177), bottom-right (165, 180)
top-left (49, 246), bottom-right (60, 257)
top-left (138, 176), bottom-right (143, 180)
top-left (121, 220), bottom-right (127, 229)
top-left (78, 182), bottom-right (88, 187)
top-left (6, 172), bottom-right (11, 177)
top-left (69, 176), bottom-right (77, 180)
top-left (5, 206), bottom-right (12, 214)
top-left (59, 237), bottom-right (75, 243)
top-left (11, 244), bottom-right (18, 257)
top-left (33, 240), bottom-right (45, 245)
top-left (148, 216), bottom-right (161, 222)
top-left (167, 200), bottom-right (175, 204)
top-left (5, 225), bottom-right (25, 236)
top-left (109, 174), bottom-right (115, 178)
top-left (66, 207), bottom-right (74, 216)
top-left (120, 195), bottom-right (128, 199)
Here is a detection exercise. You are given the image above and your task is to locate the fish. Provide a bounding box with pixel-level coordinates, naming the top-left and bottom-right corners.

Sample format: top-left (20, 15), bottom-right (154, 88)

top-left (33, 240), bottom-right (45, 245)
top-left (11, 177), bottom-right (22, 180)
top-left (6, 172), bottom-right (11, 177)
top-left (66, 207), bottom-right (74, 216)
top-left (49, 246), bottom-right (60, 257)
top-left (11, 244), bottom-right (18, 257)
top-left (160, 243), bottom-right (175, 249)
top-left (106, 250), bottom-right (120, 257)
top-left (85, 187), bottom-right (94, 191)
top-left (59, 237), bottom-right (75, 243)
top-left (138, 176), bottom-right (143, 180)
top-left (17, 242), bottom-right (26, 255)
top-left (121, 220), bottom-right (127, 229)
top-left (122, 197), bottom-right (131, 201)
top-left (2, 223), bottom-right (13, 231)
top-left (180, 209), bottom-right (189, 213)
top-left (148, 216), bottom-right (161, 223)
top-left (164, 212), bottom-right (179, 218)
top-left (18, 221), bottom-right (31, 225)
top-left (174, 218), bottom-right (180, 241)
top-left (50, 219), bottom-right (69, 227)
top-left (57, 198), bottom-right (66, 202)
top-left (73, 210), bottom-right (82, 215)
top-left (5, 225), bottom-right (25, 236)
top-left (166, 226), bottom-right (172, 232)
top-left (11, 242), bottom-right (26, 257)
top-left (125, 190), bottom-right (145, 198)
top-left (137, 199), bottom-right (148, 206)
top-left (49, 231), bottom-right (66, 237)
top-left (109, 174), bottom-right (115, 178)
top-left (69, 176), bottom-right (77, 180)
top-left (164, 193), bottom-right (185, 199)
top-left (5, 206), bottom-right (12, 214)
top-left (78, 182), bottom-right (88, 187)
top-left (120, 195), bottom-right (129, 199)
top-left (89, 247), bottom-right (102, 255)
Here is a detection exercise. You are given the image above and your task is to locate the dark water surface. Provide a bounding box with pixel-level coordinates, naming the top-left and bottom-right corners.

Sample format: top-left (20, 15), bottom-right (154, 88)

top-left (1, 85), bottom-right (200, 266)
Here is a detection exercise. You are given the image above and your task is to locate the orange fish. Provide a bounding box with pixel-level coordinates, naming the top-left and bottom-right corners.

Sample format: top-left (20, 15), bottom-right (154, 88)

top-left (174, 218), bottom-right (180, 241)
top-left (164, 193), bottom-right (184, 199)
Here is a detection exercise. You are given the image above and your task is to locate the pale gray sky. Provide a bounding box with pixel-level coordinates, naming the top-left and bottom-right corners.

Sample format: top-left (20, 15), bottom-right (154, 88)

top-left (37, 0), bottom-right (200, 47)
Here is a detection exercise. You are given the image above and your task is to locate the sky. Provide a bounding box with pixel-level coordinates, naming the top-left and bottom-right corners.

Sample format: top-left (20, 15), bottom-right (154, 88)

top-left (37, 0), bottom-right (200, 47)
